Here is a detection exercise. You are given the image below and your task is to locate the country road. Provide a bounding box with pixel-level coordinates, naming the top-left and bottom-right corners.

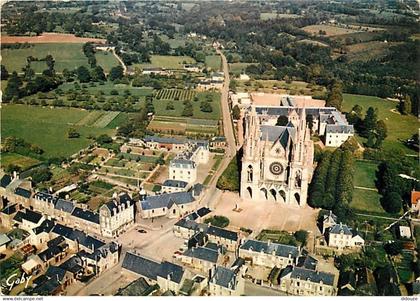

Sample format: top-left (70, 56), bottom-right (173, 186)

top-left (203, 47), bottom-right (237, 208)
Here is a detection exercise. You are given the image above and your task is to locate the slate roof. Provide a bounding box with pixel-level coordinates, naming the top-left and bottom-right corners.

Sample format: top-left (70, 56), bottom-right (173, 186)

top-left (170, 158), bottom-right (196, 169)
top-left (122, 253), bottom-right (184, 284)
top-left (240, 239), bottom-right (299, 258)
top-left (211, 266), bottom-right (237, 290)
top-left (33, 219), bottom-right (56, 234)
top-left (55, 199), bottom-right (75, 213)
top-left (103, 193), bottom-right (134, 216)
top-left (14, 187), bottom-right (31, 198)
top-left (158, 261), bottom-right (185, 284)
top-left (1, 204), bottom-right (17, 215)
top-left (78, 242), bottom-right (119, 261)
top-left (191, 183), bottom-right (204, 196)
top-left (71, 207), bottom-right (100, 224)
top-left (34, 191), bottom-right (59, 205)
top-left (140, 191), bottom-right (194, 211)
top-left (162, 179), bottom-right (188, 188)
top-left (326, 124), bottom-right (354, 134)
top-left (13, 209), bottom-right (42, 224)
top-left (122, 252), bottom-right (161, 280)
top-left (0, 174), bottom-right (12, 188)
top-left (59, 256), bottom-right (84, 275)
top-left (33, 266), bottom-right (68, 295)
top-left (183, 246), bottom-right (219, 263)
top-left (207, 225), bottom-right (238, 242)
top-left (117, 277), bottom-right (152, 296)
top-left (38, 239), bottom-right (68, 262)
top-left (290, 267), bottom-right (334, 285)
top-left (52, 223), bottom-right (105, 250)
top-left (197, 207), bottom-right (211, 217)
top-left (329, 223), bottom-right (353, 235)
top-left (297, 254), bottom-right (318, 270)
top-left (144, 135), bottom-right (185, 145)
top-left (260, 125), bottom-right (295, 146)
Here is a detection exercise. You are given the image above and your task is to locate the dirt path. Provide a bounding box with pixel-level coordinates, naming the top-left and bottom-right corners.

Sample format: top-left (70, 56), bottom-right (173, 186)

top-left (111, 48), bottom-right (127, 75)
top-left (354, 186), bottom-right (378, 191)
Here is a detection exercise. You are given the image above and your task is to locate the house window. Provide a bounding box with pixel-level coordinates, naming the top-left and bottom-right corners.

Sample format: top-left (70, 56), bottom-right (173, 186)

top-left (152, 210), bottom-right (154, 213)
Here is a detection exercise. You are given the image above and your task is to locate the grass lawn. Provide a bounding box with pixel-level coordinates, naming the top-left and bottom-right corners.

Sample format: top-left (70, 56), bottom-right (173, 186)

top-left (0, 152), bottom-right (40, 170)
top-left (354, 160), bottom-right (378, 188)
top-left (236, 79), bottom-right (326, 97)
top-left (256, 229), bottom-right (298, 246)
top-left (135, 55), bottom-right (196, 69)
top-left (59, 81), bottom-right (154, 98)
top-left (154, 91), bottom-right (221, 120)
top-left (2, 43), bottom-right (88, 73)
top-left (1, 104), bottom-right (114, 158)
top-left (95, 50), bottom-right (120, 72)
top-left (303, 25), bottom-right (360, 36)
top-left (229, 62), bottom-right (256, 75)
top-left (205, 55), bottom-right (221, 71)
top-left (350, 188), bottom-right (385, 214)
top-left (342, 93), bottom-right (419, 154)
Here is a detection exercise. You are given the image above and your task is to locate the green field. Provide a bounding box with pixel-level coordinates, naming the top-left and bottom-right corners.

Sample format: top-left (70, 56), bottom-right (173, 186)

top-left (350, 188), bottom-right (385, 214)
top-left (229, 63), bottom-right (256, 75)
top-left (59, 81), bottom-right (154, 97)
top-left (148, 116), bottom-right (219, 136)
top-left (205, 55), bottom-right (221, 71)
top-left (342, 94), bottom-right (419, 154)
top-left (153, 91), bottom-right (221, 120)
top-left (354, 160), bottom-right (379, 189)
top-left (135, 55), bottom-right (196, 69)
top-left (1, 105), bottom-right (115, 158)
top-left (0, 152), bottom-right (40, 170)
top-left (2, 43), bottom-right (88, 73)
top-left (155, 89), bottom-right (196, 101)
top-left (95, 51), bottom-right (120, 72)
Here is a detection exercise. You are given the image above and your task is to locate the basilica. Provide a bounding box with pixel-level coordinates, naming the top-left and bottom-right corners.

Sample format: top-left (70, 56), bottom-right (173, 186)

top-left (240, 106), bottom-right (314, 206)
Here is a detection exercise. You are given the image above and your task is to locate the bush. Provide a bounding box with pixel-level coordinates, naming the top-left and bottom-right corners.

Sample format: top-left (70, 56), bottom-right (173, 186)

top-left (216, 156), bottom-right (240, 191)
top-left (294, 230), bottom-right (309, 246)
top-left (204, 215), bottom-right (230, 228)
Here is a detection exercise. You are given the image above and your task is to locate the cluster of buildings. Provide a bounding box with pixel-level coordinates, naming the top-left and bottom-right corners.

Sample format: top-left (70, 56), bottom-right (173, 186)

top-left (232, 92), bottom-right (354, 148)
top-left (197, 72), bottom-right (224, 91)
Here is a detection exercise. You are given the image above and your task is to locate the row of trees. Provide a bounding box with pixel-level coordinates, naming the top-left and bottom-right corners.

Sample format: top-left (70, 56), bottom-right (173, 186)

top-left (308, 147), bottom-right (354, 221)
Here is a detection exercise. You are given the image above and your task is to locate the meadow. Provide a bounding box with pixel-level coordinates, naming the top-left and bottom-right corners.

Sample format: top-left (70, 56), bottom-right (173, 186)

top-left (303, 25), bottom-right (360, 36)
top-left (342, 93), bottom-right (419, 154)
top-left (95, 51), bottom-right (120, 72)
top-left (344, 41), bottom-right (399, 62)
top-left (148, 116), bottom-right (219, 137)
top-left (2, 43), bottom-right (88, 73)
top-left (1, 105), bottom-right (115, 158)
top-left (205, 55), bottom-right (221, 71)
top-left (135, 55), bottom-right (196, 69)
top-left (153, 91), bottom-right (221, 120)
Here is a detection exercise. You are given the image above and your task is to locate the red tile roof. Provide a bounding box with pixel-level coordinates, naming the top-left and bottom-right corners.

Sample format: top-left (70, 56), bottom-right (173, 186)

top-left (411, 191), bottom-right (420, 205)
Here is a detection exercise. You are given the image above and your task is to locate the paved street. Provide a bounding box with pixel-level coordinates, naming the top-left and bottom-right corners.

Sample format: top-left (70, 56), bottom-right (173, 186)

top-left (244, 280), bottom-right (287, 296)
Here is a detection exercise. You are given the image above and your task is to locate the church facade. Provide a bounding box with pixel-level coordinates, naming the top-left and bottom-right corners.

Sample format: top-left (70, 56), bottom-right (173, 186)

top-left (240, 106), bottom-right (314, 206)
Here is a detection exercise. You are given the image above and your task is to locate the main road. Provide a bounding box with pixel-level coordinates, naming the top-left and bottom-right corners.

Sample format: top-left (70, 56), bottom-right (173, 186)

top-left (203, 47), bottom-right (238, 208)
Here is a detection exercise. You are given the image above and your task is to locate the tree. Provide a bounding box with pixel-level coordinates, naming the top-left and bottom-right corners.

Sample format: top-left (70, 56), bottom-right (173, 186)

top-left (109, 66), bottom-right (124, 81)
top-left (380, 191), bottom-right (402, 213)
top-left (294, 230), bottom-right (308, 246)
top-left (232, 105), bottom-right (241, 120)
top-left (77, 66), bottom-right (91, 83)
top-left (362, 107), bottom-right (378, 137)
top-left (326, 81), bottom-right (343, 110)
top-left (200, 101), bottom-right (213, 113)
top-left (4, 71), bottom-right (22, 101)
top-left (375, 120), bottom-right (387, 148)
top-left (1, 64), bottom-right (9, 80)
top-left (166, 101), bottom-right (175, 110)
top-left (67, 127), bottom-right (80, 138)
top-left (276, 115), bottom-right (288, 126)
top-left (96, 134), bottom-right (112, 145)
top-left (29, 167), bottom-right (52, 184)
top-left (384, 241), bottom-right (403, 256)
top-left (182, 101), bottom-right (193, 117)
top-left (91, 66), bottom-right (106, 81)
top-left (398, 95), bottom-right (411, 115)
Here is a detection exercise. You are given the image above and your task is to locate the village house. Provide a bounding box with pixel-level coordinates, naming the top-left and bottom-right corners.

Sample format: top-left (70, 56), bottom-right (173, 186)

top-left (35, 235), bottom-right (69, 269)
top-left (161, 179), bottom-right (189, 194)
top-left (71, 207), bottom-right (101, 236)
top-left (208, 259), bottom-right (246, 296)
top-left (180, 246), bottom-right (220, 274)
top-left (13, 208), bottom-right (44, 232)
top-left (122, 252), bottom-right (186, 294)
top-left (184, 64), bottom-right (202, 73)
top-left (0, 202), bottom-right (20, 228)
top-left (0, 233), bottom-right (11, 252)
top-left (279, 266), bottom-right (337, 296)
top-left (173, 216), bottom-right (239, 252)
top-left (139, 189), bottom-right (200, 219)
top-left (99, 193), bottom-right (135, 238)
top-left (32, 265), bottom-right (75, 296)
top-left (322, 211), bottom-right (338, 234)
top-left (327, 223), bottom-right (365, 249)
top-left (239, 239), bottom-right (300, 269)
top-left (209, 136), bottom-right (227, 150)
top-left (142, 67), bottom-right (171, 76)
top-left (0, 172), bottom-right (33, 207)
top-left (77, 241), bottom-right (120, 275)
